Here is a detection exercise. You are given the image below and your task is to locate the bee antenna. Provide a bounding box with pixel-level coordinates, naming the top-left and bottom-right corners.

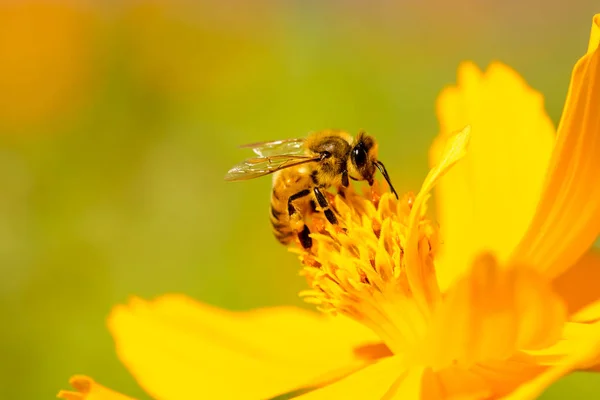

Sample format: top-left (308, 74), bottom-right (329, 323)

top-left (375, 161), bottom-right (398, 199)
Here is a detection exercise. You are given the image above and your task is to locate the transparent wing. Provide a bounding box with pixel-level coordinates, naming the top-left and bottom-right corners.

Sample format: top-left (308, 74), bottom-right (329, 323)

top-left (239, 138), bottom-right (306, 157)
top-left (225, 154), bottom-right (318, 181)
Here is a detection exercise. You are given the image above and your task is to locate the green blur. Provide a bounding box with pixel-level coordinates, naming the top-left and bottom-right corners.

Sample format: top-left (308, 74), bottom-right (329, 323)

top-left (0, 1), bottom-right (598, 399)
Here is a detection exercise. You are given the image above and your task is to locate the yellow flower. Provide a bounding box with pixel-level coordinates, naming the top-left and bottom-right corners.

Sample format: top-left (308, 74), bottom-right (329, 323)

top-left (59, 14), bottom-right (600, 400)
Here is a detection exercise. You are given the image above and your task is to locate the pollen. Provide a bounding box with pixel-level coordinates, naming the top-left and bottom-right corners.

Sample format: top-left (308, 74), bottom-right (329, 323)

top-left (296, 183), bottom-right (441, 356)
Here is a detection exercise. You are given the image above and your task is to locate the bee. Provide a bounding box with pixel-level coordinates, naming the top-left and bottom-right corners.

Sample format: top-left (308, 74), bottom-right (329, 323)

top-left (225, 130), bottom-right (398, 249)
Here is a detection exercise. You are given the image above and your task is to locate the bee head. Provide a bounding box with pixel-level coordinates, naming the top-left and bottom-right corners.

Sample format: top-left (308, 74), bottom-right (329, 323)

top-left (348, 132), bottom-right (398, 199)
top-left (348, 132), bottom-right (378, 184)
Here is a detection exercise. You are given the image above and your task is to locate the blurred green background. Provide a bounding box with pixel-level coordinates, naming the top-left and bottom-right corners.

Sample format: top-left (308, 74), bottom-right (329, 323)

top-left (0, 1), bottom-right (599, 398)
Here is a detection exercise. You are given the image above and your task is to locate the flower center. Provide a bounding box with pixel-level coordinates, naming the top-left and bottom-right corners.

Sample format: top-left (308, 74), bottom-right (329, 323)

top-left (296, 183), bottom-right (441, 358)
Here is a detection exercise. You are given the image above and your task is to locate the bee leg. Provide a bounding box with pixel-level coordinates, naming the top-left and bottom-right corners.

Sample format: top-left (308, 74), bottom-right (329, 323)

top-left (313, 187), bottom-right (338, 225)
top-left (341, 170), bottom-right (349, 188)
top-left (287, 189), bottom-right (312, 249)
top-left (298, 225), bottom-right (312, 249)
top-left (338, 170), bottom-right (349, 198)
top-left (288, 189), bottom-right (311, 216)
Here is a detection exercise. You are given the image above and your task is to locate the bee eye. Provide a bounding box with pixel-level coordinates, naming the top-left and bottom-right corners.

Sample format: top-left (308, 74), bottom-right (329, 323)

top-left (352, 146), bottom-right (367, 168)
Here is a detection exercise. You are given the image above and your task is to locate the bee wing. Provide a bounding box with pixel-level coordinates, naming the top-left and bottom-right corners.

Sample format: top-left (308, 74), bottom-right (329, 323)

top-left (224, 154), bottom-right (319, 181)
top-left (239, 138), bottom-right (306, 157)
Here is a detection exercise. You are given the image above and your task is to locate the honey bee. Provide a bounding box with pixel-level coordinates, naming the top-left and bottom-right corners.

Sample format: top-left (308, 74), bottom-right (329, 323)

top-left (225, 130), bottom-right (398, 249)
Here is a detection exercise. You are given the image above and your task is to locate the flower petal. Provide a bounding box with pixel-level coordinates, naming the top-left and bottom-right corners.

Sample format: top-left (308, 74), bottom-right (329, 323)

top-left (510, 15), bottom-right (600, 279)
top-left (108, 295), bottom-right (384, 400)
top-left (571, 300), bottom-right (600, 324)
top-left (406, 125), bottom-right (471, 310)
top-left (57, 376), bottom-right (134, 400)
top-left (295, 356), bottom-right (426, 400)
top-left (432, 61), bottom-right (555, 291)
top-left (427, 253), bottom-right (566, 370)
top-left (503, 322), bottom-right (600, 400)
top-left (552, 248), bottom-right (600, 318)
top-left (525, 321), bottom-right (600, 366)
top-left (296, 362), bottom-right (505, 400)
top-left (430, 367), bottom-right (493, 399)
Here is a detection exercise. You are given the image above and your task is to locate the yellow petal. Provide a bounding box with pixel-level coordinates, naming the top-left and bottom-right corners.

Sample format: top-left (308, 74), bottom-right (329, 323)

top-left (432, 61), bottom-right (555, 291)
top-left (406, 125), bottom-right (471, 309)
top-left (571, 300), bottom-right (600, 324)
top-left (108, 295), bottom-right (384, 400)
top-left (552, 248), bottom-right (600, 318)
top-left (296, 356), bottom-right (424, 400)
top-left (502, 322), bottom-right (600, 400)
top-left (525, 321), bottom-right (600, 366)
top-left (589, 14), bottom-right (600, 54)
top-left (427, 253), bottom-right (566, 370)
top-left (297, 361), bottom-right (496, 400)
top-left (510, 15), bottom-right (600, 279)
top-left (429, 367), bottom-right (493, 399)
top-left (57, 376), bottom-right (134, 400)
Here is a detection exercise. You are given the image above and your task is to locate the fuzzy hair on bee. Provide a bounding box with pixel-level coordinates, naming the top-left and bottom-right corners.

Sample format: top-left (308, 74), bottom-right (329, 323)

top-left (225, 130), bottom-right (397, 249)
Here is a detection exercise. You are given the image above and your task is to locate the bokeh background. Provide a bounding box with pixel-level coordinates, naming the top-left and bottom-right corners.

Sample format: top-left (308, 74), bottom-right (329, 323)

top-left (0, 0), bottom-right (599, 398)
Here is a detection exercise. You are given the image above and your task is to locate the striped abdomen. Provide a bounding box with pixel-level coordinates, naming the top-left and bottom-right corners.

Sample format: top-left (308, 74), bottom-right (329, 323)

top-left (269, 166), bottom-right (313, 246)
